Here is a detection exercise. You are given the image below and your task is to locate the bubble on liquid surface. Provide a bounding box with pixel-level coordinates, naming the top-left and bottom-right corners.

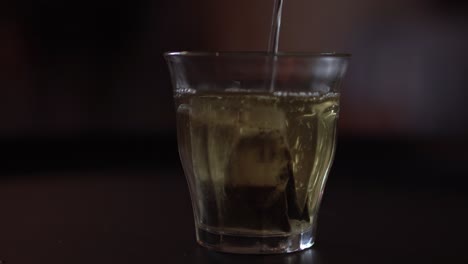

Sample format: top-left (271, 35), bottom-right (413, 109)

top-left (177, 104), bottom-right (192, 114)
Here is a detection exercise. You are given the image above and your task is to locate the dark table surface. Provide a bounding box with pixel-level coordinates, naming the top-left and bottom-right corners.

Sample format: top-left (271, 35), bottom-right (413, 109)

top-left (0, 137), bottom-right (467, 263)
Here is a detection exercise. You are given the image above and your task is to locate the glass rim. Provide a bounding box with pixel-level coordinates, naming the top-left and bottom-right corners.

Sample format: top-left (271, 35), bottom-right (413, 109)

top-left (164, 51), bottom-right (351, 58)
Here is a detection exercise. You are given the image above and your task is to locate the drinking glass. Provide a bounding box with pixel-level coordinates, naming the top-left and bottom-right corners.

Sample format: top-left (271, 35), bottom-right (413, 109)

top-left (164, 52), bottom-right (350, 254)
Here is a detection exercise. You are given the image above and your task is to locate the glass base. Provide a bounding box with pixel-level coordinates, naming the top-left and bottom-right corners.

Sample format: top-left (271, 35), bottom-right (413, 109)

top-left (196, 226), bottom-right (314, 254)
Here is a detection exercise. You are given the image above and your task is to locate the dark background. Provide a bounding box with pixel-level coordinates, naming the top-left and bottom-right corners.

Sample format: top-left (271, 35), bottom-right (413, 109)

top-left (1, 0), bottom-right (467, 138)
top-left (0, 0), bottom-right (467, 263)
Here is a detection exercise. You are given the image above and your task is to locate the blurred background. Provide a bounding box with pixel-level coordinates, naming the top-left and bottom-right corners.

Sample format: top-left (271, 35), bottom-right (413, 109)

top-left (0, 0), bottom-right (467, 176)
top-left (1, 1), bottom-right (468, 262)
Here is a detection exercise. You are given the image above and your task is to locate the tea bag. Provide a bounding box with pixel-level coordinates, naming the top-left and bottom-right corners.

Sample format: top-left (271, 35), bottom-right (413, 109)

top-left (224, 130), bottom-right (306, 232)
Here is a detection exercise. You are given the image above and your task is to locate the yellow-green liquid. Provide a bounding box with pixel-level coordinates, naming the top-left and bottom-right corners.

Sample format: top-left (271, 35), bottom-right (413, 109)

top-left (176, 92), bottom-right (339, 236)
